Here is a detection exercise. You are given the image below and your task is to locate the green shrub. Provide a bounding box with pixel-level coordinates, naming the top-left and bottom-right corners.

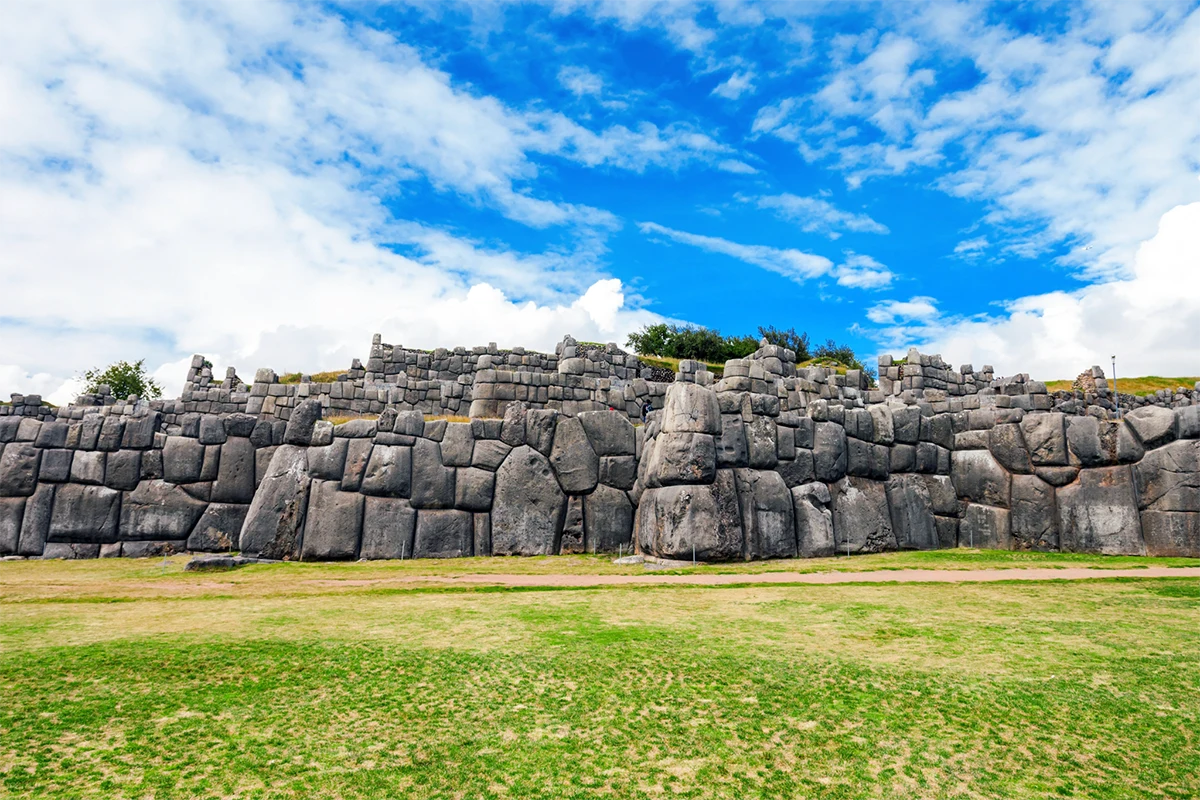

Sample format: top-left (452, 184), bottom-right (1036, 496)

top-left (80, 359), bottom-right (163, 399)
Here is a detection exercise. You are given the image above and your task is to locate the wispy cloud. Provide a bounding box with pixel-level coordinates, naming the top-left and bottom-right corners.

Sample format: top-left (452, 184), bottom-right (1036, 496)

top-left (638, 221), bottom-right (832, 283)
top-left (712, 70), bottom-right (756, 100)
top-left (754, 193), bottom-right (889, 238)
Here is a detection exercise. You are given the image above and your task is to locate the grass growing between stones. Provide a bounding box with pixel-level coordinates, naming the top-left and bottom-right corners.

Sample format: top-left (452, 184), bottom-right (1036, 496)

top-left (3, 562), bottom-right (1200, 799)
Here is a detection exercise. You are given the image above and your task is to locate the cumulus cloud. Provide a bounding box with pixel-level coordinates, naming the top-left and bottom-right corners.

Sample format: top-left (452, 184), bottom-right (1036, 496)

top-left (833, 254), bottom-right (894, 289)
top-left (0, 0), bottom-right (680, 402)
top-left (754, 193), bottom-right (889, 238)
top-left (711, 71), bottom-right (756, 100)
top-left (869, 203), bottom-right (1200, 379)
top-left (866, 296), bottom-right (940, 325)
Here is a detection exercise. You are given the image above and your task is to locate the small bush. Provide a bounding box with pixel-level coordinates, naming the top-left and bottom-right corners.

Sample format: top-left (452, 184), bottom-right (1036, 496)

top-left (80, 359), bottom-right (163, 399)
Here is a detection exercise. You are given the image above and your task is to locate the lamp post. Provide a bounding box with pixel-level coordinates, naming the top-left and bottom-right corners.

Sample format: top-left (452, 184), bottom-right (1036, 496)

top-left (1112, 355), bottom-right (1120, 418)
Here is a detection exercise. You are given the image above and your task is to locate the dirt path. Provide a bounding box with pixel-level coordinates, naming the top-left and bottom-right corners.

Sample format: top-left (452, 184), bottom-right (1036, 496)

top-left (401, 566), bottom-right (1200, 588)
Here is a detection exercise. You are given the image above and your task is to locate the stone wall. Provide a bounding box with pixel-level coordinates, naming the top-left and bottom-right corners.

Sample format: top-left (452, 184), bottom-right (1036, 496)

top-left (2, 338), bottom-right (1198, 561)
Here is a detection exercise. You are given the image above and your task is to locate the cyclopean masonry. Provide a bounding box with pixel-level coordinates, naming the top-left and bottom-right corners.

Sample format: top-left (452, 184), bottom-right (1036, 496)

top-left (1, 335), bottom-right (1198, 561)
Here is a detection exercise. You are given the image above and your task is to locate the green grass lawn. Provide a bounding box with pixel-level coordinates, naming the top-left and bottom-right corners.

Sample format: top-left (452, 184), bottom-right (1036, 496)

top-left (1044, 375), bottom-right (1200, 396)
top-left (3, 555), bottom-right (1200, 798)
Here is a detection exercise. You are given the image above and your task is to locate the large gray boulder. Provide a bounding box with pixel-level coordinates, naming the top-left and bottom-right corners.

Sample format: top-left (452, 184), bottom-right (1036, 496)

top-left (813, 422), bottom-right (847, 482)
top-left (71, 450), bottom-right (106, 485)
top-left (162, 436), bottom-right (204, 484)
top-left (1066, 416), bottom-right (1118, 467)
top-left (410, 438), bottom-right (455, 508)
top-left (988, 423), bottom-right (1032, 474)
top-left (959, 504), bottom-right (1011, 550)
top-left (1141, 511), bottom-right (1200, 557)
top-left (500, 401), bottom-right (528, 447)
top-left (413, 510), bottom-right (473, 558)
top-left (886, 474), bottom-right (939, 551)
top-left (734, 469), bottom-right (795, 559)
top-left (715, 414), bottom-right (748, 467)
top-left (524, 409), bottom-right (559, 456)
top-left (18, 484), bottom-right (54, 556)
top-left (471, 439), bottom-right (512, 471)
top-left (777, 450), bottom-right (815, 488)
top-left (105, 451), bottom-right (141, 491)
top-left (583, 484), bottom-right (632, 553)
top-left (440, 423), bottom-right (475, 466)
top-left (454, 467), bottom-right (495, 511)
top-left (187, 503), bottom-right (249, 552)
top-left (119, 480), bottom-right (207, 541)
top-left (211, 437), bottom-right (256, 503)
top-left (636, 469), bottom-right (743, 561)
top-left (792, 482), bottom-right (835, 558)
top-left (360, 497), bottom-right (416, 559)
top-left (1057, 465), bottom-right (1145, 555)
top-left (951, 450), bottom-right (1011, 508)
top-left (549, 416), bottom-right (599, 494)
top-left (868, 404), bottom-right (895, 445)
top-left (746, 417), bottom-right (779, 469)
top-left (0, 443), bottom-right (41, 497)
top-left (644, 432), bottom-right (716, 487)
top-left (1133, 439), bottom-right (1199, 512)
top-left (339, 439), bottom-right (373, 492)
top-left (48, 484), bottom-right (121, 543)
top-left (1010, 475), bottom-right (1057, 551)
top-left (491, 445), bottom-right (567, 555)
top-left (239, 444), bottom-right (310, 559)
top-left (598, 455), bottom-right (636, 490)
top-left (1020, 412), bottom-right (1068, 466)
top-left (360, 445), bottom-right (413, 497)
top-left (830, 476), bottom-right (896, 554)
top-left (307, 438), bottom-right (349, 481)
top-left (1178, 406), bottom-right (1200, 439)
top-left (1125, 406), bottom-right (1177, 450)
top-left (0, 497), bottom-right (24, 554)
top-left (301, 480), bottom-right (363, 560)
top-left (283, 399), bottom-right (323, 446)
top-left (660, 382), bottom-right (721, 434)
top-left (892, 406), bottom-right (920, 444)
top-left (578, 411), bottom-right (635, 456)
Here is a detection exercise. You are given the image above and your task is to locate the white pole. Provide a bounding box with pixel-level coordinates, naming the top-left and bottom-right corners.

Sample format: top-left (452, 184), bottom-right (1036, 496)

top-left (1112, 355), bottom-right (1120, 418)
top-left (692, 542), bottom-right (696, 566)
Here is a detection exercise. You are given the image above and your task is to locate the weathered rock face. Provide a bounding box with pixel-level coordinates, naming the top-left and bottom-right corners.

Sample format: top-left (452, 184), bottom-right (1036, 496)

top-left (1125, 406), bottom-right (1177, 450)
top-left (48, 484), bottom-right (121, 543)
top-left (212, 437), bottom-right (256, 503)
top-left (301, 479), bottom-right (363, 560)
top-left (0, 444), bottom-right (42, 497)
top-left (1133, 439), bottom-right (1199, 512)
top-left (1020, 412), bottom-right (1068, 466)
top-left (549, 417), bottom-right (599, 494)
top-left (413, 510), bottom-right (473, 558)
top-left (360, 445), bottom-right (412, 498)
top-left (1057, 465), bottom-right (1145, 555)
top-left (644, 432), bottom-right (716, 487)
top-left (584, 484), bottom-right (633, 553)
top-left (886, 474), bottom-right (938, 551)
top-left (792, 482), bottom-right (835, 558)
top-left (491, 446), bottom-right (566, 556)
top-left (830, 477), bottom-right (895, 554)
top-left (959, 504), bottom-right (1011, 550)
top-left (951, 450), bottom-right (1011, 508)
top-left (735, 468), bottom-right (795, 559)
top-left (1010, 475), bottom-right (1057, 551)
top-left (637, 470), bottom-right (743, 561)
top-left (578, 411), bottom-right (636, 457)
top-left (813, 422), bottom-right (847, 483)
top-left (283, 399), bottom-right (323, 446)
top-left (660, 382), bottom-right (722, 435)
top-left (239, 444), bottom-right (310, 559)
top-left (0, 497), bottom-right (25, 554)
top-left (1141, 511), bottom-right (1200, 557)
top-left (360, 497), bottom-right (416, 560)
top-left (187, 503), bottom-right (249, 552)
top-left (120, 480), bottom-right (207, 541)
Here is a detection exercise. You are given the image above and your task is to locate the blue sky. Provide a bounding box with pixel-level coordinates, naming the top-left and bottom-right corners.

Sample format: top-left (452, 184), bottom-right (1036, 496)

top-left (2, 0), bottom-right (1199, 402)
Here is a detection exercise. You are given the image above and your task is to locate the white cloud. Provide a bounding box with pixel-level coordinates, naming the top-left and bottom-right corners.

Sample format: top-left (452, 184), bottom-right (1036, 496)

top-left (0, 0), bottom-right (679, 401)
top-left (558, 65), bottom-right (605, 96)
top-left (717, 159), bottom-right (758, 174)
top-left (953, 236), bottom-right (989, 257)
top-left (869, 203), bottom-right (1200, 379)
top-left (866, 296), bottom-right (939, 324)
top-left (637, 221), bottom-right (833, 283)
top-left (755, 193), bottom-right (889, 238)
top-left (755, 6), bottom-right (1200, 278)
top-left (833, 254), bottom-right (893, 289)
top-left (712, 71), bottom-right (756, 100)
